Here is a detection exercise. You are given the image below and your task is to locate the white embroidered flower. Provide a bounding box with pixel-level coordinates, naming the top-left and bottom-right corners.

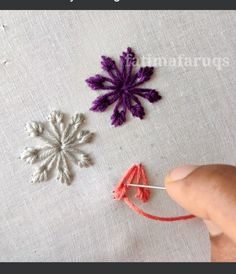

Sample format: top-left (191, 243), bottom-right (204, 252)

top-left (21, 111), bottom-right (94, 185)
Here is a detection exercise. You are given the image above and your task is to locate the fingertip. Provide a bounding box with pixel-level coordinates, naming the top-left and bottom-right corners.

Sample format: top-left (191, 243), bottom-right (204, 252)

top-left (164, 165), bottom-right (201, 216)
top-left (164, 165), bottom-right (199, 194)
top-left (166, 165), bottom-right (199, 183)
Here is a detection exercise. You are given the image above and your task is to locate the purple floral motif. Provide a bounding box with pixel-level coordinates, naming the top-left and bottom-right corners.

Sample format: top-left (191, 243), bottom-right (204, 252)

top-left (86, 47), bottom-right (162, 127)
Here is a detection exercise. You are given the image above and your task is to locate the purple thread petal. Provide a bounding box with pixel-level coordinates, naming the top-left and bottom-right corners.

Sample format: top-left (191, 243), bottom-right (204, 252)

top-left (111, 97), bottom-right (127, 127)
top-left (130, 67), bottom-right (154, 88)
top-left (90, 92), bottom-right (118, 112)
top-left (101, 56), bottom-right (122, 81)
top-left (120, 47), bottom-right (136, 81)
top-left (132, 88), bottom-right (162, 103)
top-left (86, 75), bottom-right (106, 90)
top-left (131, 104), bottom-right (145, 119)
top-left (101, 56), bottom-right (116, 71)
top-left (126, 47), bottom-right (137, 65)
top-left (126, 94), bottom-right (145, 119)
top-left (111, 110), bottom-right (126, 127)
top-left (86, 75), bottom-right (116, 91)
top-left (137, 67), bottom-right (154, 81)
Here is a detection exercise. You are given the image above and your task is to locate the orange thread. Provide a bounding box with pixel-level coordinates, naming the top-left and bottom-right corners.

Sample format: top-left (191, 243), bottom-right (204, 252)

top-left (113, 164), bottom-right (195, 222)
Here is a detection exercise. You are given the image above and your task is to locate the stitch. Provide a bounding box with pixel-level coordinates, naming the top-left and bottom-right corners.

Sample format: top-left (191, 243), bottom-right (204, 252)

top-left (2, 60), bottom-right (9, 66)
top-left (86, 47), bottom-right (162, 127)
top-left (21, 111), bottom-right (94, 185)
top-left (114, 164), bottom-right (195, 222)
top-left (1, 24), bottom-right (7, 30)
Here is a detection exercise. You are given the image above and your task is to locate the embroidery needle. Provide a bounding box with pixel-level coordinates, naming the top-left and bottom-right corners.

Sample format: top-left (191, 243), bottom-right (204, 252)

top-left (127, 183), bottom-right (166, 190)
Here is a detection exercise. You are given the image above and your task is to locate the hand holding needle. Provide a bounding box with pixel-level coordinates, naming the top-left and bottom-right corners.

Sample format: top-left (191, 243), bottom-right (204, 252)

top-left (164, 164), bottom-right (236, 262)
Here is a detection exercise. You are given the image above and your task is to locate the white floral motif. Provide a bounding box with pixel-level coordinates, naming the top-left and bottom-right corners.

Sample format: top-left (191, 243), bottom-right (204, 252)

top-left (21, 111), bottom-right (94, 185)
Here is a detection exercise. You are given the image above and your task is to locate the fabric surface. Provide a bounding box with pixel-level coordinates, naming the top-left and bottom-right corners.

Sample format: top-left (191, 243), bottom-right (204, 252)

top-left (0, 10), bottom-right (235, 262)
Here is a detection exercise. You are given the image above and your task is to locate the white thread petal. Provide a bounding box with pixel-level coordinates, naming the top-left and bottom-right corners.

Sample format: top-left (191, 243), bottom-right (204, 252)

top-left (25, 122), bottom-right (44, 137)
top-left (21, 111), bottom-right (94, 185)
top-left (71, 113), bottom-right (85, 127)
top-left (78, 153), bottom-right (92, 168)
top-left (77, 130), bottom-right (94, 144)
top-left (48, 111), bottom-right (64, 124)
top-left (57, 168), bottom-right (72, 185)
top-left (32, 166), bottom-right (48, 183)
top-left (21, 147), bottom-right (39, 164)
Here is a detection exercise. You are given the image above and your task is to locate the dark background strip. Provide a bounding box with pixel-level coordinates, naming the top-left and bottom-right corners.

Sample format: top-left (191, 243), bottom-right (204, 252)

top-left (0, 0), bottom-right (236, 10)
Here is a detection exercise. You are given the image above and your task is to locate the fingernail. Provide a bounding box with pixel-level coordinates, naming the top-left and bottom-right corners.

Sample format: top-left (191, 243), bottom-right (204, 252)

top-left (204, 220), bottom-right (223, 237)
top-left (166, 165), bottom-right (199, 183)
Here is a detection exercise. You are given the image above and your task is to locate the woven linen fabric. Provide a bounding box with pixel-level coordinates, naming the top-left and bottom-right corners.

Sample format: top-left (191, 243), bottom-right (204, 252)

top-left (0, 10), bottom-right (235, 262)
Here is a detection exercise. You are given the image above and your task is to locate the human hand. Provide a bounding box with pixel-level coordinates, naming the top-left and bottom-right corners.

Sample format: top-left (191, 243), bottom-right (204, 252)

top-left (165, 164), bottom-right (236, 262)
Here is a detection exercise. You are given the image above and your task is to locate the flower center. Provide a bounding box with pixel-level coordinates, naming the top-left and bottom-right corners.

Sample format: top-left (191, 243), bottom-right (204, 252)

top-left (120, 84), bottom-right (130, 94)
top-left (55, 141), bottom-right (66, 152)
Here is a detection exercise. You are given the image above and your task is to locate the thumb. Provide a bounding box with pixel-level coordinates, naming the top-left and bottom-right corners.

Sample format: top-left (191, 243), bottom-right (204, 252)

top-left (165, 164), bottom-right (236, 242)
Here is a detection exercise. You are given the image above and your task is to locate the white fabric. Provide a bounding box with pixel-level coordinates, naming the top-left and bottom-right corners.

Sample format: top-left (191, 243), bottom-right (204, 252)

top-left (0, 10), bottom-right (235, 262)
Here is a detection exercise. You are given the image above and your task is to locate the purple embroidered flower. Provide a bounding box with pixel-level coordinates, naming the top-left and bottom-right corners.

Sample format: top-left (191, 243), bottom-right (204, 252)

top-left (86, 47), bottom-right (162, 127)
